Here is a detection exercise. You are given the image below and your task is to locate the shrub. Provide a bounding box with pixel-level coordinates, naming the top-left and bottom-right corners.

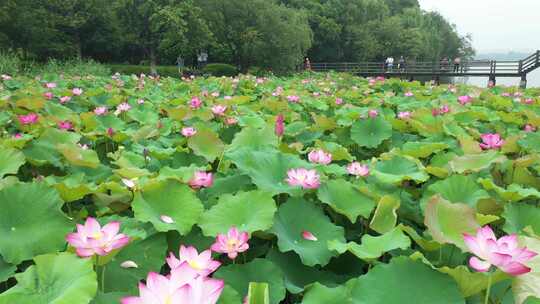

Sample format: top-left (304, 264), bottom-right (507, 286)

top-left (202, 63), bottom-right (238, 77)
top-left (0, 51), bottom-right (24, 75)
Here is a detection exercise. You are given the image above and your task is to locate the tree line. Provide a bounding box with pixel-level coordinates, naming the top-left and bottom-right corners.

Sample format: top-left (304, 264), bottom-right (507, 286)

top-left (0, 0), bottom-right (474, 74)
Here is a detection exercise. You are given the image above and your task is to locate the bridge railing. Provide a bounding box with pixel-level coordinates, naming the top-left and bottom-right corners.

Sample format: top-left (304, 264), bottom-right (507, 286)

top-left (310, 60), bottom-right (521, 74)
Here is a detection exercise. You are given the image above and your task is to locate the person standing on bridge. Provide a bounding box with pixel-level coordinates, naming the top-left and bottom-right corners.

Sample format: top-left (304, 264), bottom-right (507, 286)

top-left (453, 57), bottom-right (461, 72)
top-left (398, 56), bottom-right (406, 72)
top-left (440, 57), bottom-right (449, 72)
top-left (385, 56), bottom-right (394, 72)
top-left (304, 57), bottom-right (312, 71)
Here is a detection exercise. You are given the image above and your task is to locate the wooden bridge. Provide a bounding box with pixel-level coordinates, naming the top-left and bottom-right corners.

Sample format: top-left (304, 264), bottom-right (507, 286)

top-left (311, 50), bottom-right (540, 88)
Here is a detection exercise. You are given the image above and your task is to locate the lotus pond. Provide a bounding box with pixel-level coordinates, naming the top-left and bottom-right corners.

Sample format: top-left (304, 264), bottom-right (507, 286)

top-left (1, 72), bottom-right (540, 304)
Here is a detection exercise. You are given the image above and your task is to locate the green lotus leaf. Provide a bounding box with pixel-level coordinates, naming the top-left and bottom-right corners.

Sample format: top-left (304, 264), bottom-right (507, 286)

top-left (272, 198), bottom-right (345, 266)
top-left (23, 128), bottom-right (81, 167)
top-left (90, 292), bottom-right (128, 304)
top-left (214, 259), bottom-right (286, 304)
top-left (227, 148), bottom-right (312, 195)
top-left (518, 131), bottom-right (540, 152)
top-left (317, 179), bottom-right (375, 223)
top-left (369, 195), bottom-right (400, 234)
top-left (0, 183), bottom-right (72, 264)
top-left (479, 178), bottom-right (540, 202)
top-left (328, 227), bottom-right (410, 261)
top-left (228, 126), bottom-right (278, 152)
top-left (512, 237), bottom-right (540, 304)
top-left (103, 233), bottom-right (167, 293)
top-left (350, 116), bottom-right (392, 148)
top-left (188, 129), bottom-right (225, 161)
top-left (199, 190), bottom-right (277, 236)
top-left (424, 195), bottom-right (480, 250)
top-left (424, 175), bottom-right (490, 209)
top-left (57, 143), bottom-right (101, 168)
top-left (267, 249), bottom-right (343, 294)
top-left (0, 147), bottom-right (25, 177)
top-left (217, 284), bottom-right (242, 304)
top-left (0, 255), bottom-right (15, 283)
top-left (157, 165), bottom-right (206, 183)
top-left (0, 253), bottom-right (97, 304)
top-left (301, 282), bottom-right (353, 304)
top-left (132, 180), bottom-right (204, 234)
top-left (44, 173), bottom-right (99, 202)
top-left (349, 257), bottom-right (464, 304)
top-left (372, 155), bottom-right (429, 184)
top-left (448, 151), bottom-right (506, 173)
top-left (400, 225), bottom-right (441, 251)
top-left (401, 141), bottom-right (449, 158)
top-left (502, 203), bottom-right (540, 235)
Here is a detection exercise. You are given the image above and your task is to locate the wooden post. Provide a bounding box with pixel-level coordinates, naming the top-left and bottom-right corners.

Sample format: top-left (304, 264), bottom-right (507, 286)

top-left (518, 60), bottom-right (523, 74)
top-left (520, 75), bottom-right (527, 89)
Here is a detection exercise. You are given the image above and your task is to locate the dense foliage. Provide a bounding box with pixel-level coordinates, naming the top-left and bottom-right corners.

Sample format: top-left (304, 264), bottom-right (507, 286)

top-left (0, 70), bottom-right (540, 303)
top-left (0, 0), bottom-right (472, 73)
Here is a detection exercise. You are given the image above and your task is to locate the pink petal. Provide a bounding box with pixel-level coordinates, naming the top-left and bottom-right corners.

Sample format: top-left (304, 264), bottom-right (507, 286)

top-left (121, 297), bottom-right (143, 304)
top-left (302, 230), bottom-right (318, 241)
top-left (469, 257), bottom-right (491, 272)
top-left (101, 221), bottom-right (120, 236)
top-left (500, 262), bottom-right (532, 276)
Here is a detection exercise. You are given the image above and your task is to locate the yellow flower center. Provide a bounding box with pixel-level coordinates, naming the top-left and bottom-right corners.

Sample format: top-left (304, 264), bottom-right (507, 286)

top-left (227, 239), bottom-right (238, 249)
top-left (92, 232), bottom-right (103, 240)
top-left (188, 259), bottom-right (202, 270)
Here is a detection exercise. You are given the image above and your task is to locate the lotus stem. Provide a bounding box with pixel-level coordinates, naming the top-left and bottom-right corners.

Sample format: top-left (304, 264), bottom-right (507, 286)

top-left (484, 273), bottom-right (492, 304)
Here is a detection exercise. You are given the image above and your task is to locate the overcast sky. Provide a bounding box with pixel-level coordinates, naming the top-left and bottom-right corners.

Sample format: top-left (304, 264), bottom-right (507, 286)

top-left (418, 0), bottom-right (540, 53)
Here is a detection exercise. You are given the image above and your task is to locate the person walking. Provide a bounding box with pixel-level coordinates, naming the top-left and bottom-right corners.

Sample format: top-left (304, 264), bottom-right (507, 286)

top-left (398, 56), bottom-right (406, 72)
top-left (453, 57), bottom-right (461, 72)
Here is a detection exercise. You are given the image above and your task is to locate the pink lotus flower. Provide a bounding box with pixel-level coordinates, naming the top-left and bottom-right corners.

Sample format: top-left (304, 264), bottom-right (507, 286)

top-left (59, 96), bottom-right (71, 104)
top-left (137, 99), bottom-right (145, 105)
top-left (398, 111), bottom-right (411, 119)
top-left (368, 79), bottom-right (377, 86)
top-left (458, 95), bottom-right (472, 105)
top-left (13, 133), bottom-right (22, 139)
top-left (479, 133), bottom-right (504, 150)
top-left (45, 82), bottom-right (57, 89)
top-left (116, 102), bottom-right (131, 114)
top-left (58, 120), bottom-right (73, 130)
top-left (181, 127), bottom-right (197, 137)
top-left (404, 92), bottom-right (414, 97)
top-left (18, 113), bottom-right (39, 125)
top-left (302, 230), bottom-right (318, 241)
top-left (190, 97), bottom-right (202, 109)
top-left (488, 80), bottom-right (495, 88)
top-left (287, 95), bottom-right (300, 103)
top-left (514, 92), bottom-right (523, 97)
top-left (211, 105), bottom-right (227, 116)
top-left (1, 74), bottom-right (11, 80)
top-left (211, 226), bottom-right (249, 260)
top-left (122, 265), bottom-right (223, 304)
top-left (94, 106), bottom-right (108, 115)
top-left (275, 114), bottom-right (284, 137)
top-left (256, 78), bottom-right (265, 84)
top-left (44, 92), bottom-right (53, 100)
top-left (440, 105), bottom-right (450, 114)
top-left (224, 96), bottom-right (232, 100)
top-left (463, 226), bottom-right (537, 276)
top-left (189, 171), bottom-right (213, 189)
top-left (308, 149), bottom-right (332, 165)
top-left (502, 92), bottom-right (511, 97)
top-left (524, 98), bottom-right (534, 105)
top-left (285, 168), bottom-right (320, 189)
top-left (335, 98), bottom-right (344, 105)
top-left (376, 76), bottom-right (385, 81)
top-left (524, 124), bottom-right (536, 132)
top-left (313, 92), bottom-right (320, 97)
top-left (368, 110), bottom-right (378, 118)
top-left (107, 128), bottom-right (115, 137)
top-left (66, 217), bottom-right (129, 257)
top-left (347, 162), bottom-right (369, 177)
top-left (225, 117), bottom-right (238, 125)
top-left (167, 245), bottom-right (221, 276)
top-left (72, 88), bottom-right (83, 96)
top-left (211, 92), bottom-right (220, 98)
